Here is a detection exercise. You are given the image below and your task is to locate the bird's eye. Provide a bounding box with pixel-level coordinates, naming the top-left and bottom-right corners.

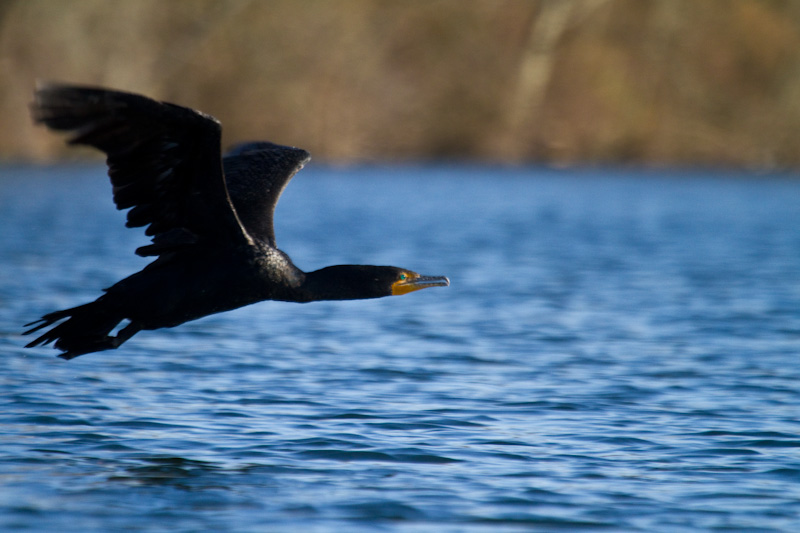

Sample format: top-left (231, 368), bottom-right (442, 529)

top-left (399, 273), bottom-right (407, 281)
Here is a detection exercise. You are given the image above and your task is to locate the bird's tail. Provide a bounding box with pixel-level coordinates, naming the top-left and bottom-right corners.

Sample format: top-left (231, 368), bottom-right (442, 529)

top-left (23, 300), bottom-right (139, 360)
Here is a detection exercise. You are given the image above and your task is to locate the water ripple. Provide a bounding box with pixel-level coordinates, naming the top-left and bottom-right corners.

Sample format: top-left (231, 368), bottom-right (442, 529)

top-left (3, 167), bottom-right (800, 532)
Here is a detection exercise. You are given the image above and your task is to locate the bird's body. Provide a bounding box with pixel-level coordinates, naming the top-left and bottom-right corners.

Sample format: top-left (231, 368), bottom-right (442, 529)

top-left (102, 243), bottom-right (297, 329)
top-left (24, 83), bottom-right (448, 359)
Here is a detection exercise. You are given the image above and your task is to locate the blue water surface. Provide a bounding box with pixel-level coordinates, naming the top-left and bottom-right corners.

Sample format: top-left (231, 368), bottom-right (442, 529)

top-left (1, 164), bottom-right (800, 532)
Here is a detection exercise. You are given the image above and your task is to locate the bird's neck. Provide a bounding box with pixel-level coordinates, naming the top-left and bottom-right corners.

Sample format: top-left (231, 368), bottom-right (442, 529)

top-left (298, 265), bottom-right (391, 302)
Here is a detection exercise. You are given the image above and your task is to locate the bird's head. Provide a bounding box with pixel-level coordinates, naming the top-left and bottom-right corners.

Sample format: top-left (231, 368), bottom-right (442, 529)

top-left (301, 265), bottom-right (449, 301)
top-left (388, 268), bottom-right (451, 296)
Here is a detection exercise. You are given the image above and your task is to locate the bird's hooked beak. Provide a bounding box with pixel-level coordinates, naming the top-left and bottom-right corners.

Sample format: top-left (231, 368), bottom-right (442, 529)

top-left (391, 273), bottom-right (450, 296)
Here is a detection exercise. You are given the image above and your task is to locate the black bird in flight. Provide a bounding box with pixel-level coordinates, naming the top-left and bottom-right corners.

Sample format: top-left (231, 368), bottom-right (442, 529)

top-left (24, 83), bottom-right (449, 359)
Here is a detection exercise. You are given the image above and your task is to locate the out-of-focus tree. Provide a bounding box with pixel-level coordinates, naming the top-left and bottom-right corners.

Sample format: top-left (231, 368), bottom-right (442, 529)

top-left (1, 0), bottom-right (799, 169)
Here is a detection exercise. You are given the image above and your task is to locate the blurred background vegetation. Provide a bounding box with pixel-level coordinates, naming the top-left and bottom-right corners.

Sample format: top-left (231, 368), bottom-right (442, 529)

top-left (1, 0), bottom-right (800, 169)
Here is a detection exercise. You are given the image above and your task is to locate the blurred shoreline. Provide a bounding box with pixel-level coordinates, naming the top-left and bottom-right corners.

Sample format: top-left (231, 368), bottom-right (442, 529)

top-left (2, 0), bottom-right (799, 170)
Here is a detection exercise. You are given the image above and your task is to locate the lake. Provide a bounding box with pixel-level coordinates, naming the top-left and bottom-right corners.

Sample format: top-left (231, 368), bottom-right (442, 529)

top-left (1, 164), bottom-right (800, 532)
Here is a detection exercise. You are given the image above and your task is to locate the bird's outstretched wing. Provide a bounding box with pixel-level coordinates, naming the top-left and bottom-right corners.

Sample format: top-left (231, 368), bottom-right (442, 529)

top-left (223, 142), bottom-right (310, 248)
top-left (31, 82), bottom-right (252, 257)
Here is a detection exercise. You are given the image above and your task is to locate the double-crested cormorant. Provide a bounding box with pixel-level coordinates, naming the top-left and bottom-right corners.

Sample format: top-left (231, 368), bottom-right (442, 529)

top-left (23, 83), bottom-right (449, 360)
